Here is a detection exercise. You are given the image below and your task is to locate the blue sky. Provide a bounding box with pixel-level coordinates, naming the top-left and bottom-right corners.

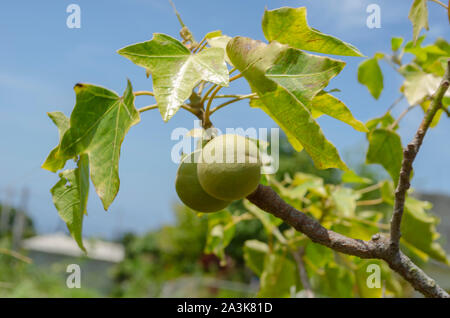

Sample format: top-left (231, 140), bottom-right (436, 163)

top-left (0, 0), bottom-right (449, 238)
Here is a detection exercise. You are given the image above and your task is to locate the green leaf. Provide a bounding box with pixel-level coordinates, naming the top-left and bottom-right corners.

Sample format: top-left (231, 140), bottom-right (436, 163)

top-left (265, 49), bottom-right (346, 106)
top-left (50, 155), bottom-right (89, 252)
top-left (228, 37), bottom-right (348, 170)
top-left (204, 30), bottom-right (222, 39)
top-left (341, 170), bottom-right (372, 184)
top-left (262, 7), bottom-right (363, 56)
top-left (207, 35), bottom-right (233, 66)
top-left (42, 112), bottom-right (71, 172)
top-left (366, 113), bottom-right (396, 132)
top-left (366, 128), bottom-right (403, 186)
top-left (204, 210), bottom-right (235, 265)
top-left (309, 92), bottom-right (368, 132)
top-left (331, 187), bottom-right (360, 217)
top-left (258, 251), bottom-right (298, 297)
top-left (400, 66), bottom-right (444, 105)
top-left (358, 57), bottom-right (383, 99)
top-left (402, 197), bottom-right (448, 263)
top-left (391, 37), bottom-right (404, 51)
top-left (118, 33), bottom-right (229, 121)
top-left (58, 80), bottom-right (140, 210)
top-left (243, 240), bottom-right (269, 277)
top-left (319, 263), bottom-right (354, 298)
top-left (409, 0), bottom-right (429, 45)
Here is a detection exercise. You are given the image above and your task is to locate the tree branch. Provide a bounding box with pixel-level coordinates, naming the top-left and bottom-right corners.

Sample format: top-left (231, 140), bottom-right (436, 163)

top-left (390, 59), bottom-right (450, 249)
top-left (247, 184), bottom-right (449, 298)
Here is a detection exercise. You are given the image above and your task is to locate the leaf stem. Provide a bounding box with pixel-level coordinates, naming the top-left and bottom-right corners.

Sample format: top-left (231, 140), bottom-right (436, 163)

top-left (138, 104), bottom-right (158, 113)
top-left (389, 104), bottom-right (418, 130)
top-left (356, 198), bottom-right (384, 206)
top-left (134, 91), bottom-right (154, 97)
top-left (0, 247), bottom-right (32, 264)
top-left (428, 0), bottom-right (448, 9)
top-left (204, 85), bottom-right (224, 126)
top-left (355, 182), bottom-right (382, 195)
top-left (210, 93), bottom-right (258, 114)
top-left (390, 59), bottom-right (450, 250)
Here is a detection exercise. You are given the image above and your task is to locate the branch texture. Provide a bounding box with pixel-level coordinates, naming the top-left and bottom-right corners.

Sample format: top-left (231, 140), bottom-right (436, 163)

top-left (247, 185), bottom-right (449, 298)
top-left (390, 59), bottom-right (450, 248)
top-left (246, 60), bottom-right (450, 298)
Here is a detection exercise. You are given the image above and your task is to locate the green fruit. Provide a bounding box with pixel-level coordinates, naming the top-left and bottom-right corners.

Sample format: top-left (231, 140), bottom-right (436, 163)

top-left (175, 151), bottom-right (230, 212)
top-left (198, 134), bottom-right (262, 201)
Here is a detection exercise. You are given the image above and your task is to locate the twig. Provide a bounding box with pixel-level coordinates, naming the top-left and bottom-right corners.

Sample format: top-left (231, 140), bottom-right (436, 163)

top-left (428, 0), bottom-right (448, 9)
top-left (247, 184), bottom-right (449, 297)
top-left (355, 182), bottom-right (382, 195)
top-left (0, 247), bottom-right (32, 264)
top-left (356, 198), bottom-right (384, 206)
top-left (138, 104), bottom-right (158, 113)
top-left (385, 95), bottom-right (405, 115)
top-left (210, 93), bottom-right (258, 114)
top-left (291, 247), bottom-right (314, 298)
top-left (389, 104), bottom-right (418, 130)
top-left (134, 91), bottom-right (154, 97)
top-left (390, 59), bottom-right (450, 250)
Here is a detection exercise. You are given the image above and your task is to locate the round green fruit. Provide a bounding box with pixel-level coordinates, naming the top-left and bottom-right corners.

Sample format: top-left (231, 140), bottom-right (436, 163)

top-left (175, 151), bottom-right (230, 212)
top-left (198, 134), bottom-right (262, 201)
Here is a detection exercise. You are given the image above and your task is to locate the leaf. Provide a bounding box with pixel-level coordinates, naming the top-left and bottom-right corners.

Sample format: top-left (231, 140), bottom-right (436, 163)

top-left (204, 30), bottom-right (222, 39)
top-left (207, 35), bottom-right (233, 66)
top-left (42, 112), bottom-right (71, 172)
top-left (358, 57), bottom-right (383, 99)
top-left (262, 7), bottom-right (363, 56)
top-left (265, 49), bottom-right (346, 106)
top-left (228, 37), bottom-right (348, 170)
top-left (366, 113), bottom-right (396, 132)
top-left (243, 240), bottom-right (269, 276)
top-left (58, 80), bottom-right (140, 210)
top-left (319, 263), bottom-right (354, 298)
top-left (400, 66), bottom-right (445, 105)
top-left (118, 33), bottom-right (229, 121)
top-left (204, 210), bottom-right (235, 265)
top-left (366, 128), bottom-right (403, 186)
top-left (408, 0), bottom-right (429, 45)
top-left (258, 251), bottom-right (298, 297)
top-left (309, 92), bottom-right (368, 132)
top-left (50, 155), bottom-right (89, 252)
top-left (402, 197), bottom-right (448, 263)
top-left (331, 187), bottom-right (360, 217)
top-left (341, 170), bottom-right (372, 184)
top-left (391, 37), bottom-right (404, 51)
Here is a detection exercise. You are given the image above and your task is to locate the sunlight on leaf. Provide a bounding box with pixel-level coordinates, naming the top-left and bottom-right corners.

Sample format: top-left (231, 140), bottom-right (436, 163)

top-left (262, 7), bottom-right (363, 56)
top-left (118, 33), bottom-right (229, 121)
top-left (58, 80), bottom-right (140, 210)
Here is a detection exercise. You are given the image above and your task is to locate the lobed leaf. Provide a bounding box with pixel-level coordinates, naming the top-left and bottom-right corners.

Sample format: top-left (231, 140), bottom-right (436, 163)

top-left (118, 33), bottom-right (229, 121)
top-left (50, 155), bottom-right (89, 252)
top-left (58, 80), bottom-right (140, 210)
top-left (309, 92), bottom-right (368, 132)
top-left (262, 7), bottom-right (363, 56)
top-left (228, 36), bottom-right (348, 170)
